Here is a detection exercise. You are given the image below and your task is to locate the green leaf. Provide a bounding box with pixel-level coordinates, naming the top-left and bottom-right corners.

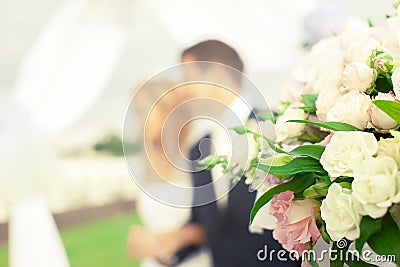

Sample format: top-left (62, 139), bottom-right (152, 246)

top-left (254, 157), bottom-right (327, 177)
top-left (231, 125), bottom-right (287, 154)
top-left (373, 100), bottom-right (400, 125)
top-left (355, 216), bottom-right (383, 253)
top-left (256, 111), bottom-right (276, 123)
top-left (231, 125), bottom-right (251, 135)
top-left (302, 94), bottom-right (318, 111)
top-left (367, 213), bottom-right (400, 266)
top-left (305, 242), bottom-right (320, 267)
top-left (375, 77), bottom-right (393, 93)
top-left (288, 145), bottom-right (325, 160)
top-left (287, 120), bottom-right (360, 131)
top-left (249, 173), bottom-right (316, 224)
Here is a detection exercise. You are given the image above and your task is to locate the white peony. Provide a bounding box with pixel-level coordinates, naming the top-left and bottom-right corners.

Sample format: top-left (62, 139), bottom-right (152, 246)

top-left (326, 91), bottom-right (372, 129)
top-left (320, 131), bottom-right (378, 178)
top-left (342, 62), bottom-right (375, 93)
top-left (275, 104), bottom-right (307, 143)
top-left (392, 67), bottom-right (400, 100)
top-left (315, 89), bottom-right (344, 122)
top-left (378, 131), bottom-right (400, 169)
top-left (370, 93), bottom-right (398, 130)
top-left (352, 156), bottom-right (400, 219)
top-left (321, 183), bottom-right (361, 241)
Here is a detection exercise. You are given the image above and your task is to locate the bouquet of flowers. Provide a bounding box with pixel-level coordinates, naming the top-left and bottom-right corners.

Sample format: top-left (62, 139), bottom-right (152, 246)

top-left (213, 4), bottom-right (400, 267)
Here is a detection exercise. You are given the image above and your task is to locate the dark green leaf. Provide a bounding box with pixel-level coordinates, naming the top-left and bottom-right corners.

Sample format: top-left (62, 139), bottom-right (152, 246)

top-left (320, 220), bottom-right (331, 244)
top-left (254, 157), bottom-right (327, 177)
top-left (287, 120), bottom-right (360, 131)
top-left (355, 216), bottom-right (383, 253)
top-left (367, 213), bottom-right (400, 266)
top-left (373, 100), bottom-right (400, 125)
top-left (250, 173), bottom-right (316, 224)
top-left (375, 77), bottom-right (393, 93)
top-left (289, 145), bottom-right (325, 160)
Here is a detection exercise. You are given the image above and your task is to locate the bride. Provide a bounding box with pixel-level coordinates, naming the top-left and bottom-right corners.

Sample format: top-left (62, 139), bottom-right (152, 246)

top-left (126, 79), bottom-right (212, 267)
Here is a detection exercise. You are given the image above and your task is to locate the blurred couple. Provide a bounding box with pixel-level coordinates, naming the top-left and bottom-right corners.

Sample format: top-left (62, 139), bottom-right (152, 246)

top-left (127, 40), bottom-right (300, 267)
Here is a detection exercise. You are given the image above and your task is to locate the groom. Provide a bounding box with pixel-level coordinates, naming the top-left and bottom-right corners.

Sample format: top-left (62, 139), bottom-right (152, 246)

top-left (159, 40), bottom-right (301, 267)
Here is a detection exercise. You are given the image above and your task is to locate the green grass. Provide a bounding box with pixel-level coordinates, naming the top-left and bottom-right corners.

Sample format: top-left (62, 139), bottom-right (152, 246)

top-left (0, 213), bottom-right (142, 267)
top-left (61, 213), bottom-right (142, 267)
top-left (0, 243), bottom-right (8, 267)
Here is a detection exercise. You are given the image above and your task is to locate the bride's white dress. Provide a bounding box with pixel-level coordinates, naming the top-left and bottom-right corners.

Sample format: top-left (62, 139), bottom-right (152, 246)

top-left (136, 178), bottom-right (212, 267)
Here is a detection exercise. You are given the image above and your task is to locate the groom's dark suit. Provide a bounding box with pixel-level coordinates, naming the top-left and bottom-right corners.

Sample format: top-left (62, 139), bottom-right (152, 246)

top-left (188, 130), bottom-right (300, 267)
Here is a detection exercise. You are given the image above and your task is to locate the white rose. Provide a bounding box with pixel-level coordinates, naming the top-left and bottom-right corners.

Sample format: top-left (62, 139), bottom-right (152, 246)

top-left (352, 156), bottom-right (400, 219)
top-left (391, 67), bottom-right (400, 100)
top-left (316, 89), bottom-right (344, 122)
top-left (344, 36), bottom-right (380, 64)
top-left (293, 37), bottom-right (344, 86)
top-left (320, 131), bottom-right (378, 178)
top-left (326, 91), bottom-right (372, 129)
top-left (321, 183), bottom-right (361, 241)
top-left (370, 93), bottom-right (398, 129)
top-left (342, 62), bottom-right (375, 92)
top-left (378, 131), bottom-right (400, 169)
top-left (311, 57), bottom-right (344, 93)
top-left (275, 104), bottom-right (307, 143)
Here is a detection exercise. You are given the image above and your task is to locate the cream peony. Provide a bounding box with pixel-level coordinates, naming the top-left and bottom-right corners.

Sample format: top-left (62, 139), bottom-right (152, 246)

top-left (320, 131), bottom-right (378, 178)
top-left (392, 67), bottom-right (400, 100)
top-left (370, 93), bottom-right (398, 130)
top-left (326, 91), bottom-right (372, 129)
top-left (342, 62), bottom-right (374, 93)
top-left (315, 89), bottom-right (344, 122)
top-left (275, 104), bottom-right (307, 143)
top-left (378, 131), bottom-right (400, 169)
top-left (321, 183), bottom-right (361, 241)
top-left (352, 156), bottom-right (400, 218)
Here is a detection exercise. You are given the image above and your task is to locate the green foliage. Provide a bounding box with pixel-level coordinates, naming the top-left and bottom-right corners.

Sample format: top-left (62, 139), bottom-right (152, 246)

top-left (231, 125), bottom-right (287, 154)
top-left (256, 111), bottom-right (276, 123)
top-left (250, 173), bottom-right (317, 224)
top-left (300, 94), bottom-right (318, 115)
top-left (198, 155), bottom-right (228, 171)
top-left (288, 145), bottom-right (325, 160)
top-left (254, 157), bottom-right (327, 177)
top-left (355, 216), bottom-right (383, 253)
top-left (367, 213), bottom-right (400, 266)
top-left (287, 120), bottom-right (360, 131)
top-left (373, 100), bottom-right (400, 125)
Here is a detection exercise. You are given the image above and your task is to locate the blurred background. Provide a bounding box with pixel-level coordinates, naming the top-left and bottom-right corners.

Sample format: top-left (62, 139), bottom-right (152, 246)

top-left (0, 0), bottom-right (394, 266)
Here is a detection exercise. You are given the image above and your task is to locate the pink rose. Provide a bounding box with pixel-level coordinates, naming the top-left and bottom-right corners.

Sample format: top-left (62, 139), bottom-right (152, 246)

top-left (317, 132), bottom-right (333, 146)
top-left (270, 190), bottom-right (321, 258)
